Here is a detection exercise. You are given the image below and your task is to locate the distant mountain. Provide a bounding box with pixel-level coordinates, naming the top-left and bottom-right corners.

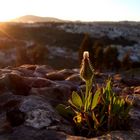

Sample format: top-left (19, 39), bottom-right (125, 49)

top-left (11, 15), bottom-right (64, 23)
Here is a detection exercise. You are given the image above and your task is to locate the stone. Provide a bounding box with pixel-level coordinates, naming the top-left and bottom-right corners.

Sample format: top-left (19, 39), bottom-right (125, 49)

top-left (5, 73), bottom-right (31, 95)
top-left (2, 126), bottom-right (67, 140)
top-left (122, 87), bottom-right (134, 95)
top-left (0, 112), bottom-right (13, 134)
top-left (10, 70), bottom-right (23, 76)
top-left (19, 95), bottom-right (73, 133)
top-left (0, 92), bottom-right (23, 112)
top-left (134, 86), bottom-right (140, 94)
top-left (30, 84), bottom-right (73, 106)
top-left (6, 108), bottom-right (26, 127)
top-left (121, 77), bottom-right (140, 86)
top-left (25, 109), bottom-right (52, 129)
top-left (0, 65), bottom-right (140, 140)
top-left (18, 76), bottom-right (57, 89)
top-left (0, 68), bottom-right (12, 75)
top-left (33, 65), bottom-right (53, 77)
top-left (14, 67), bottom-right (34, 77)
top-left (20, 64), bottom-right (37, 70)
top-left (65, 73), bottom-right (82, 84)
top-left (35, 65), bottom-right (53, 74)
top-left (46, 69), bottom-right (75, 81)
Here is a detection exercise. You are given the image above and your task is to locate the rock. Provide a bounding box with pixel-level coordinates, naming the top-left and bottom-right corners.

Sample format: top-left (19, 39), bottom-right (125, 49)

top-left (65, 73), bottom-right (82, 84)
top-left (0, 112), bottom-right (13, 134)
top-left (46, 71), bottom-right (64, 80)
top-left (5, 73), bottom-right (31, 95)
top-left (35, 65), bottom-right (53, 74)
top-left (30, 83), bottom-right (73, 106)
top-left (0, 68), bottom-right (12, 75)
top-left (46, 69), bottom-right (75, 81)
top-left (134, 86), bottom-right (140, 94)
top-left (10, 70), bottom-right (23, 76)
top-left (18, 76), bottom-right (55, 88)
top-left (0, 92), bottom-right (23, 112)
top-left (128, 94), bottom-right (140, 132)
top-left (99, 130), bottom-right (140, 140)
top-left (6, 108), bottom-right (26, 127)
top-left (0, 65), bottom-right (140, 139)
top-left (121, 77), bottom-right (140, 86)
top-left (19, 95), bottom-right (73, 133)
top-left (113, 74), bottom-right (122, 81)
top-left (4, 126), bottom-right (67, 140)
top-left (129, 107), bottom-right (140, 129)
top-left (55, 80), bottom-right (78, 91)
top-left (133, 94), bottom-right (140, 107)
top-left (112, 87), bottom-right (122, 95)
top-left (0, 76), bottom-right (7, 93)
top-left (25, 109), bottom-right (52, 129)
top-left (122, 87), bottom-right (134, 95)
top-left (3, 100), bottom-right (21, 111)
top-left (14, 67), bottom-right (34, 77)
top-left (66, 129), bottom-right (140, 139)
top-left (31, 77), bottom-right (55, 88)
top-left (20, 64), bottom-right (37, 70)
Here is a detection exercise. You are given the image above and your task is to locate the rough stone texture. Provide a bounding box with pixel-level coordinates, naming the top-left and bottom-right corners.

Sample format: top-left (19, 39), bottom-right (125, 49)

top-left (46, 69), bottom-right (75, 81)
top-left (0, 126), bottom-right (67, 140)
top-left (0, 65), bottom-right (140, 140)
top-left (65, 73), bottom-right (82, 84)
top-left (134, 86), bottom-right (140, 94)
top-left (25, 109), bottom-right (52, 129)
top-left (121, 77), bottom-right (140, 86)
top-left (19, 95), bottom-right (73, 134)
top-left (0, 73), bottom-right (31, 95)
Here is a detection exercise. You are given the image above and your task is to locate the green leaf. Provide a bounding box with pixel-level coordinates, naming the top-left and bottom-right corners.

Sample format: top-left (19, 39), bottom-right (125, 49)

top-left (71, 91), bottom-right (83, 109)
top-left (100, 115), bottom-right (105, 124)
top-left (68, 99), bottom-right (77, 109)
top-left (84, 91), bottom-right (92, 112)
top-left (92, 111), bottom-right (99, 129)
top-left (56, 104), bottom-right (74, 118)
top-left (105, 79), bottom-right (112, 101)
top-left (91, 89), bottom-right (100, 110)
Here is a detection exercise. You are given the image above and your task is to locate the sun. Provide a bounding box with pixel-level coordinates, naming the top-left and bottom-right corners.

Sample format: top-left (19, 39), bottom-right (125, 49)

top-left (0, 15), bottom-right (13, 22)
top-left (0, 0), bottom-right (24, 22)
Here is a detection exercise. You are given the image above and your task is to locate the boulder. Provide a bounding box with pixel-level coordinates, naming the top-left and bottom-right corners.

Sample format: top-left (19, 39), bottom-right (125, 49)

top-left (19, 95), bottom-right (73, 134)
top-left (30, 84), bottom-right (72, 106)
top-left (134, 86), bottom-right (140, 94)
top-left (14, 67), bottom-right (34, 77)
top-left (4, 73), bottom-right (31, 95)
top-left (46, 69), bottom-right (75, 81)
top-left (1, 126), bottom-right (67, 140)
top-left (34, 65), bottom-right (53, 76)
top-left (20, 64), bottom-right (37, 70)
top-left (6, 108), bottom-right (26, 127)
top-left (121, 77), bottom-right (140, 86)
top-left (0, 92), bottom-right (23, 112)
top-left (65, 73), bottom-right (82, 84)
top-left (0, 65), bottom-right (140, 140)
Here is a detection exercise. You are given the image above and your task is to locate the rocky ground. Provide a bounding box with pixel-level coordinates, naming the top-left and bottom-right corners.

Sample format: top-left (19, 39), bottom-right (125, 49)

top-left (0, 22), bottom-right (140, 69)
top-left (0, 64), bottom-right (139, 140)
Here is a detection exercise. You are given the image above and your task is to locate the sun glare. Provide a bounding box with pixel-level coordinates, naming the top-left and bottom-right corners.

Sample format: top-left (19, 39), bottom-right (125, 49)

top-left (0, 0), bottom-right (139, 22)
top-left (0, 0), bottom-right (27, 22)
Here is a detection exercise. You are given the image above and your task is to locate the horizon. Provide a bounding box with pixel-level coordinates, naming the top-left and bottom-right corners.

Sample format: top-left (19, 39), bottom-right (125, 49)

top-left (0, 0), bottom-right (140, 22)
top-left (7, 14), bottom-right (140, 23)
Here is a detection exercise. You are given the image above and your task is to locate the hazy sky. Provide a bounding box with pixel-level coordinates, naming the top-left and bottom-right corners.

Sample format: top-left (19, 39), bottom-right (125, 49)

top-left (0, 0), bottom-right (139, 21)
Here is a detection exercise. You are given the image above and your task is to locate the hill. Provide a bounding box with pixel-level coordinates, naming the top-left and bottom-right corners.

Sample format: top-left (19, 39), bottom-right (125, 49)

top-left (11, 15), bottom-right (64, 23)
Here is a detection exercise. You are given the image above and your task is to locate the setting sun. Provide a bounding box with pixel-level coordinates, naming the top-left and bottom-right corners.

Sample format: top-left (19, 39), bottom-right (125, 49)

top-left (0, 0), bottom-right (139, 22)
top-left (0, 0), bottom-right (25, 21)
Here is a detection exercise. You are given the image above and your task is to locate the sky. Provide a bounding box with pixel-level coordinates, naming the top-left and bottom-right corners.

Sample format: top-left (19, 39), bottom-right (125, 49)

top-left (0, 0), bottom-right (139, 22)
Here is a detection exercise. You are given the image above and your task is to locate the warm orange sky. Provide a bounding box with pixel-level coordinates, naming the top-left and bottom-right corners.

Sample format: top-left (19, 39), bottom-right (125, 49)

top-left (0, 0), bottom-right (139, 21)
